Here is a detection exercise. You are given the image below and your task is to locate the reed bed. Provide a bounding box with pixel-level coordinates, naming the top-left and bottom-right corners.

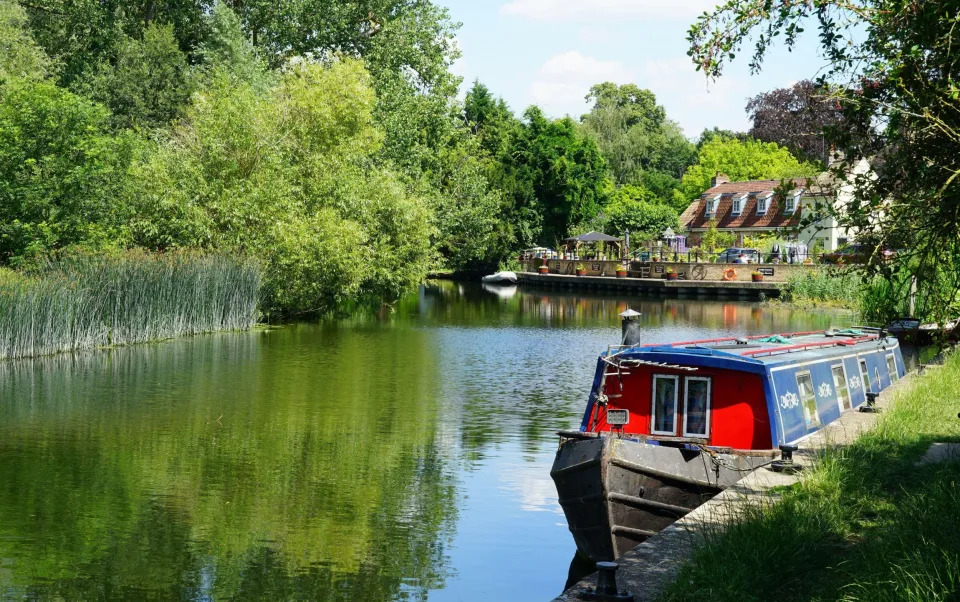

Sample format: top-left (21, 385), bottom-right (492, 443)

top-left (0, 251), bottom-right (260, 360)
top-left (781, 268), bottom-right (863, 310)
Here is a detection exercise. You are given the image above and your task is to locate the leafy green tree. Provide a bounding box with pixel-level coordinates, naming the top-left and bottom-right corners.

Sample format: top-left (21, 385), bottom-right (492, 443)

top-left (130, 55), bottom-right (432, 314)
top-left (0, 0), bottom-right (53, 82)
top-left (74, 24), bottom-right (192, 130)
top-left (22, 0), bottom-right (204, 86)
top-left (0, 80), bottom-right (134, 262)
top-left (688, 0), bottom-right (960, 320)
top-left (605, 185), bottom-right (679, 238)
top-left (196, 2), bottom-right (271, 89)
top-left (676, 136), bottom-right (818, 204)
top-left (500, 107), bottom-right (610, 248)
top-left (696, 127), bottom-right (747, 149)
top-left (463, 80), bottom-right (517, 158)
top-left (581, 82), bottom-right (696, 191)
top-left (699, 221), bottom-right (736, 253)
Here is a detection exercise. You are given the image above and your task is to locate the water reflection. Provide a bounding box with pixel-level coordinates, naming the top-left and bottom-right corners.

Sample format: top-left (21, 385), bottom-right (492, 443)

top-left (0, 280), bottom-right (855, 600)
top-left (0, 329), bottom-right (456, 600)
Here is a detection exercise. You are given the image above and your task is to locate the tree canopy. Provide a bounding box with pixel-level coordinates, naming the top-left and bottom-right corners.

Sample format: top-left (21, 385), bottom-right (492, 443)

top-left (676, 136), bottom-right (818, 203)
top-left (746, 80), bottom-right (843, 164)
top-left (580, 82), bottom-right (695, 204)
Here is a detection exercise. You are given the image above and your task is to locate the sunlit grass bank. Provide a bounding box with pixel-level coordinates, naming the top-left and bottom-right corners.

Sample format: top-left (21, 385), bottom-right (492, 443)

top-left (661, 353), bottom-right (960, 602)
top-left (779, 269), bottom-right (863, 311)
top-left (0, 251), bottom-right (260, 360)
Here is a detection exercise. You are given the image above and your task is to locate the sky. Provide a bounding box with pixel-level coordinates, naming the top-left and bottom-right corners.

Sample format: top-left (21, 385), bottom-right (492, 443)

top-left (440, 0), bottom-right (831, 139)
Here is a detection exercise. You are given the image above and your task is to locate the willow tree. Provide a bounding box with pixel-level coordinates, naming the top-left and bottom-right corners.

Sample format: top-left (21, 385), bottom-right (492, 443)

top-left (688, 0), bottom-right (960, 321)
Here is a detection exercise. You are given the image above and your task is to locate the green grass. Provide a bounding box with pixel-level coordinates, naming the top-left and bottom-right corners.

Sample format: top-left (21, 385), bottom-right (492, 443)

top-left (661, 353), bottom-right (960, 602)
top-left (780, 269), bottom-right (864, 311)
top-left (0, 250), bottom-right (261, 360)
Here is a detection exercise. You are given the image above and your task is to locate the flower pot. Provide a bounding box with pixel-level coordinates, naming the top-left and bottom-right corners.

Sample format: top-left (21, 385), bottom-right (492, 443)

top-left (752, 273), bottom-right (764, 282)
top-left (576, 269), bottom-right (587, 277)
top-left (664, 272), bottom-right (678, 281)
top-left (538, 266), bottom-right (549, 274)
top-left (616, 269), bottom-right (627, 279)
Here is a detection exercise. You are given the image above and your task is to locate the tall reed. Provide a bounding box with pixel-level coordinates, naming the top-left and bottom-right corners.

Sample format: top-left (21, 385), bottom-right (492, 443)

top-left (0, 251), bottom-right (261, 360)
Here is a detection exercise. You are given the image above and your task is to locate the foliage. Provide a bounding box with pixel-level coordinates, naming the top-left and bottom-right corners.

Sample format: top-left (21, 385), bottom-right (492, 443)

top-left (687, 0), bottom-right (960, 325)
top-left (696, 127), bottom-right (747, 149)
top-left (196, 2), bottom-right (271, 88)
top-left (130, 56), bottom-right (433, 315)
top-left (746, 80), bottom-right (843, 164)
top-left (0, 0), bottom-right (52, 82)
top-left (581, 82), bottom-right (696, 201)
top-left (698, 221), bottom-right (736, 253)
top-left (0, 250), bottom-right (259, 360)
top-left (781, 269), bottom-right (863, 310)
top-left (605, 185), bottom-right (679, 238)
top-left (663, 350), bottom-right (960, 602)
top-left (676, 136), bottom-right (818, 204)
top-left (74, 24), bottom-right (193, 131)
top-left (488, 105), bottom-right (610, 249)
top-left (0, 79), bottom-right (135, 262)
top-left (426, 131), bottom-right (507, 272)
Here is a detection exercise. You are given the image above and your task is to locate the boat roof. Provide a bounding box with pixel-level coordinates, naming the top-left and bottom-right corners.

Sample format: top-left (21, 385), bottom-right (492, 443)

top-left (627, 329), bottom-right (896, 367)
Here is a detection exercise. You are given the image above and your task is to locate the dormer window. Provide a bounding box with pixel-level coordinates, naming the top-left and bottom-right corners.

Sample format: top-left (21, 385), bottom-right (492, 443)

top-left (706, 195), bottom-right (720, 215)
top-left (785, 191), bottom-right (802, 213)
top-left (757, 192), bottom-right (772, 215)
top-left (731, 193), bottom-right (746, 215)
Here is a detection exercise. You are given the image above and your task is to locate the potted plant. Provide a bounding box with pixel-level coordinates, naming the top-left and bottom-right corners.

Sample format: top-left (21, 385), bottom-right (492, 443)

top-left (576, 262), bottom-right (587, 276)
top-left (615, 264), bottom-right (628, 279)
top-left (751, 270), bottom-right (764, 282)
top-left (538, 261), bottom-right (550, 274)
top-left (664, 267), bottom-right (679, 281)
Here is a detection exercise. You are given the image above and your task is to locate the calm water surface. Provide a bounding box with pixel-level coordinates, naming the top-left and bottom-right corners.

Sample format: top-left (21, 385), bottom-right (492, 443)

top-left (0, 282), bottom-right (852, 600)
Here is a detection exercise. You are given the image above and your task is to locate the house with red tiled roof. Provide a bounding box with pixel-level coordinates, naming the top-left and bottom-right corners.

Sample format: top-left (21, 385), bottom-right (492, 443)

top-left (678, 164), bottom-right (867, 251)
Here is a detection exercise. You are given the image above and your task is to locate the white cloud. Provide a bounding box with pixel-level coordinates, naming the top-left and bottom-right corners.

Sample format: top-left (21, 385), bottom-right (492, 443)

top-left (527, 51), bottom-right (634, 116)
top-left (525, 53), bottom-right (752, 136)
top-left (638, 57), bottom-right (751, 135)
top-left (502, 0), bottom-right (718, 21)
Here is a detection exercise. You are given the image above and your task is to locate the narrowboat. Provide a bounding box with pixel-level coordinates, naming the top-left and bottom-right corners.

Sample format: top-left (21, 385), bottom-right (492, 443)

top-left (552, 322), bottom-right (904, 563)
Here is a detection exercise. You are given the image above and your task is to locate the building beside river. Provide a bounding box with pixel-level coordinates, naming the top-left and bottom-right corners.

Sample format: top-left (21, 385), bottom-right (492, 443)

top-left (679, 159), bottom-right (872, 252)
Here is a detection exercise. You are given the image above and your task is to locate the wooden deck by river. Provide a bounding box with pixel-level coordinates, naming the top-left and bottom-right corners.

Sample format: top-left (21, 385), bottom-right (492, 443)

top-left (516, 272), bottom-right (782, 299)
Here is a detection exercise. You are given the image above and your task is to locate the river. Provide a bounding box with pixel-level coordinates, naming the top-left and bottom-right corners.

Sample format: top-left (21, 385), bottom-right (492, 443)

top-left (0, 281), bottom-right (852, 600)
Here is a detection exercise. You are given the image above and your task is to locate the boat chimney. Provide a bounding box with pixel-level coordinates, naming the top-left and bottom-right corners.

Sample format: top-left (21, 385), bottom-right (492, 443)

top-left (619, 310), bottom-right (642, 346)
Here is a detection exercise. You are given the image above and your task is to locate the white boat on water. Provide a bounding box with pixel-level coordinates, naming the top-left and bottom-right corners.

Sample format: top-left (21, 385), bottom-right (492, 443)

top-left (481, 271), bottom-right (518, 284)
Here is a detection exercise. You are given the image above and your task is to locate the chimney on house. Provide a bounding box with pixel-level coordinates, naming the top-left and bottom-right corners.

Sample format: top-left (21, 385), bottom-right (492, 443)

top-left (712, 172), bottom-right (730, 187)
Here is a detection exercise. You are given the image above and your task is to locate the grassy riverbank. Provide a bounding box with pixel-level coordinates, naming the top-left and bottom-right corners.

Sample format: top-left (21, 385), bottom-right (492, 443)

top-left (662, 353), bottom-right (960, 602)
top-left (778, 269), bottom-right (863, 311)
top-left (0, 251), bottom-right (260, 360)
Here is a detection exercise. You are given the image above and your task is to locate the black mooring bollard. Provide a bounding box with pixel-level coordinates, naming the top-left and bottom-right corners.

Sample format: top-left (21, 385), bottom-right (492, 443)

top-left (579, 561), bottom-right (632, 601)
top-left (770, 444), bottom-right (801, 474)
top-left (859, 392), bottom-right (881, 413)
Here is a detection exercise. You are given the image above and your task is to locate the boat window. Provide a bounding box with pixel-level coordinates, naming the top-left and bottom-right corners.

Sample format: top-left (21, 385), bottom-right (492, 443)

top-left (874, 367), bottom-right (882, 391)
top-left (683, 377), bottom-right (711, 438)
top-left (859, 358), bottom-right (871, 393)
top-left (795, 371), bottom-right (820, 428)
top-left (651, 375), bottom-right (679, 435)
top-left (886, 354), bottom-right (898, 382)
top-left (832, 364), bottom-right (851, 412)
